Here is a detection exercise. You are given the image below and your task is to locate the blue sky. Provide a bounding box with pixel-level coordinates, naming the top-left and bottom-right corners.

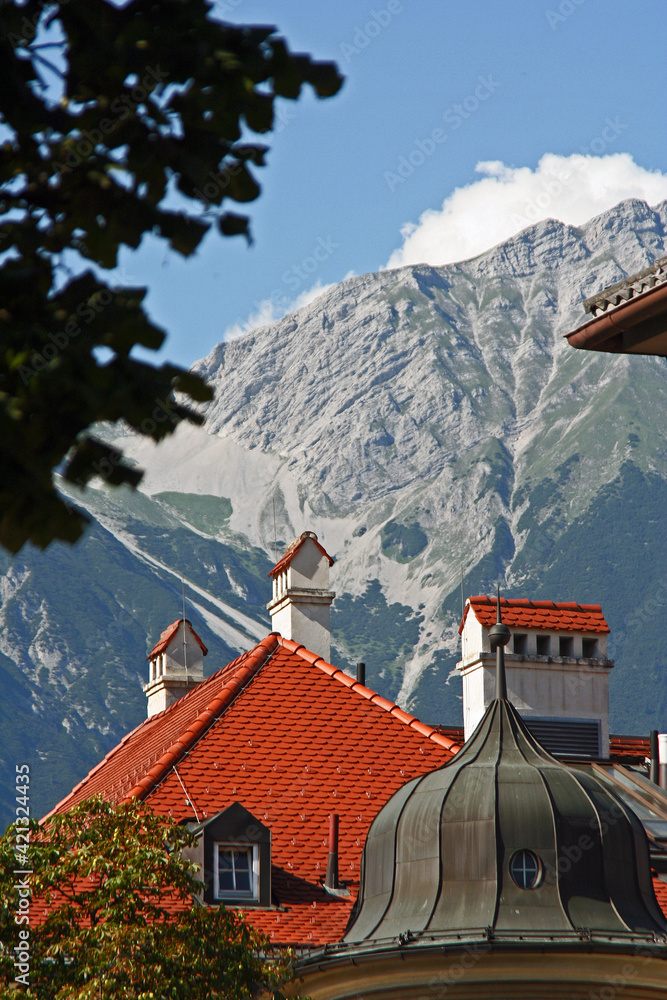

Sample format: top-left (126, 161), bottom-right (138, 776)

top-left (124, 0), bottom-right (667, 367)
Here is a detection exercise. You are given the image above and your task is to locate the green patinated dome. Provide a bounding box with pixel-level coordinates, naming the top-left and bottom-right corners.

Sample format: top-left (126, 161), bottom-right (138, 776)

top-left (345, 686), bottom-right (667, 946)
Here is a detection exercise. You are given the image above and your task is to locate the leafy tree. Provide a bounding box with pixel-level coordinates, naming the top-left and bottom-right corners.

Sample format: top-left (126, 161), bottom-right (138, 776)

top-left (0, 796), bottom-right (295, 999)
top-left (0, 0), bottom-right (342, 554)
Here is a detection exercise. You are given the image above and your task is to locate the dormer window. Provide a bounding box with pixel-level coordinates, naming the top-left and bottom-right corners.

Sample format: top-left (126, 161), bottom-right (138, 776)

top-left (198, 802), bottom-right (271, 907)
top-left (559, 636), bottom-right (574, 657)
top-left (582, 638), bottom-right (598, 658)
top-left (215, 844), bottom-right (258, 901)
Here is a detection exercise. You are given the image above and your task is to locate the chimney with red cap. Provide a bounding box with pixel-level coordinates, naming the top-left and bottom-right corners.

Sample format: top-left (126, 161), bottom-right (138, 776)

top-left (144, 618), bottom-right (207, 718)
top-left (457, 595), bottom-right (614, 757)
top-left (267, 531), bottom-right (335, 662)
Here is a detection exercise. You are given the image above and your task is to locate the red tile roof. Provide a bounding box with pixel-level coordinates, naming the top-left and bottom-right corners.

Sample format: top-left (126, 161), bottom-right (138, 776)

top-left (609, 734), bottom-right (650, 763)
top-left (44, 634), bottom-right (458, 947)
top-left (432, 730), bottom-right (651, 768)
top-left (653, 877), bottom-right (667, 918)
top-left (268, 531), bottom-right (334, 578)
top-left (459, 596), bottom-right (610, 635)
top-left (147, 618), bottom-right (208, 660)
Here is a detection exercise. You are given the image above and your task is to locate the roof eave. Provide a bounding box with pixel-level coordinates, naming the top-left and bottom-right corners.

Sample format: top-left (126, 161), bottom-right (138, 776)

top-left (565, 281), bottom-right (667, 356)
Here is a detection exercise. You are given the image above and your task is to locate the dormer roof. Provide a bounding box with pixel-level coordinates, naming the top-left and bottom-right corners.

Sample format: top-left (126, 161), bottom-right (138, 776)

top-left (268, 531), bottom-right (334, 578)
top-left (459, 595), bottom-right (610, 635)
top-left (147, 618), bottom-right (208, 660)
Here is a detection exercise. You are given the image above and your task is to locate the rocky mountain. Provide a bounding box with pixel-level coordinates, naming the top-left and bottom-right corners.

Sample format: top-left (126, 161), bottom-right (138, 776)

top-left (2, 197), bottom-right (667, 829)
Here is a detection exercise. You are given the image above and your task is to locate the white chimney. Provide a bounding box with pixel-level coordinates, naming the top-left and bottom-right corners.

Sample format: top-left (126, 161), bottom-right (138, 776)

top-left (267, 531), bottom-right (335, 662)
top-left (659, 734), bottom-right (667, 790)
top-left (144, 619), bottom-right (207, 718)
top-left (457, 596), bottom-right (614, 757)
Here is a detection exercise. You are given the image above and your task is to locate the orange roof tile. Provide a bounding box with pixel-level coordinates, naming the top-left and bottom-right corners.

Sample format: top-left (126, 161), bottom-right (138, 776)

top-left (44, 634), bottom-right (459, 947)
top-left (268, 531), bottom-right (334, 578)
top-left (653, 878), bottom-right (667, 921)
top-left (147, 618), bottom-right (208, 660)
top-left (609, 734), bottom-right (650, 763)
top-left (432, 731), bottom-right (651, 769)
top-left (459, 595), bottom-right (610, 634)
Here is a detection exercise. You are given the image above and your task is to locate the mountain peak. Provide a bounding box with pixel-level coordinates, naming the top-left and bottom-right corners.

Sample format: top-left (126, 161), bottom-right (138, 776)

top-left (3, 199), bottom-right (667, 827)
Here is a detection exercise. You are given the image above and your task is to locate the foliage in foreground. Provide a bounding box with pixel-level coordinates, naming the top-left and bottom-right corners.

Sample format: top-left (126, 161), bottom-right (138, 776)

top-left (0, 796), bottom-right (295, 999)
top-left (0, 0), bottom-right (342, 554)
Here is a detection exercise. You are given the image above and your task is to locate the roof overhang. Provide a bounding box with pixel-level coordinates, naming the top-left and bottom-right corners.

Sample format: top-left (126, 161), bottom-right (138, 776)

top-left (294, 934), bottom-right (667, 998)
top-left (565, 280), bottom-right (667, 356)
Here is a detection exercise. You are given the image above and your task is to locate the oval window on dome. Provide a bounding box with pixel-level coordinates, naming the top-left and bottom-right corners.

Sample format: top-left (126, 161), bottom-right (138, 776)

top-left (509, 849), bottom-right (542, 889)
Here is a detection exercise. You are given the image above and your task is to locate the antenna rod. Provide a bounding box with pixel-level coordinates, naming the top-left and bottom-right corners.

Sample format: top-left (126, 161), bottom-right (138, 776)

top-left (273, 497), bottom-right (277, 559)
top-left (181, 577), bottom-right (188, 684)
top-left (488, 584), bottom-right (510, 700)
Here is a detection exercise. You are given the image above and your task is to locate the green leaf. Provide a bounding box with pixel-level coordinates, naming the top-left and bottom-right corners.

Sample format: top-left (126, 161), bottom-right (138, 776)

top-left (219, 212), bottom-right (250, 238)
top-left (0, 0), bottom-right (342, 554)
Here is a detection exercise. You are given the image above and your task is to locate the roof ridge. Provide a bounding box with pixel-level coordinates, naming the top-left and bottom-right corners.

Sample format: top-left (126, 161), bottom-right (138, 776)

top-left (468, 595), bottom-right (602, 610)
top-left (277, 636), bottom-right (458, 753)
top-left (41, 635), bottom-right (279, 823)
top-left (122, 634), bottom-right (280, 803)
top-left (459, 595), bottom-right (609, 635)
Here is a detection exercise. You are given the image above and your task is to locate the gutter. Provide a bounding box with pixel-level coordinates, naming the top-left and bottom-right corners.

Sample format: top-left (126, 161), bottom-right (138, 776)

top-left (297, 930), bottom-right (667, 974)
top-left (565, 280), bottom-right (667, 352)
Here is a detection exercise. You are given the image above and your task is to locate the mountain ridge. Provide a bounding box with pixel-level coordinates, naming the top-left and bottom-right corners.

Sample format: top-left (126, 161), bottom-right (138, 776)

top-left (1, 197), bottom-right (666, 827)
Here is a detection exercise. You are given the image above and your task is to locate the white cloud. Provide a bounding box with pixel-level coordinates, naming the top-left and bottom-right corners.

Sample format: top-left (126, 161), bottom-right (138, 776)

top-left (222, 279), bottom-right (335, 341)
top-left (386, 153), bottom-right (667, 269)
top-left (290, 280), bottom-right (337, 313)
top-left (223, 300), bottom-right (282, 342)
